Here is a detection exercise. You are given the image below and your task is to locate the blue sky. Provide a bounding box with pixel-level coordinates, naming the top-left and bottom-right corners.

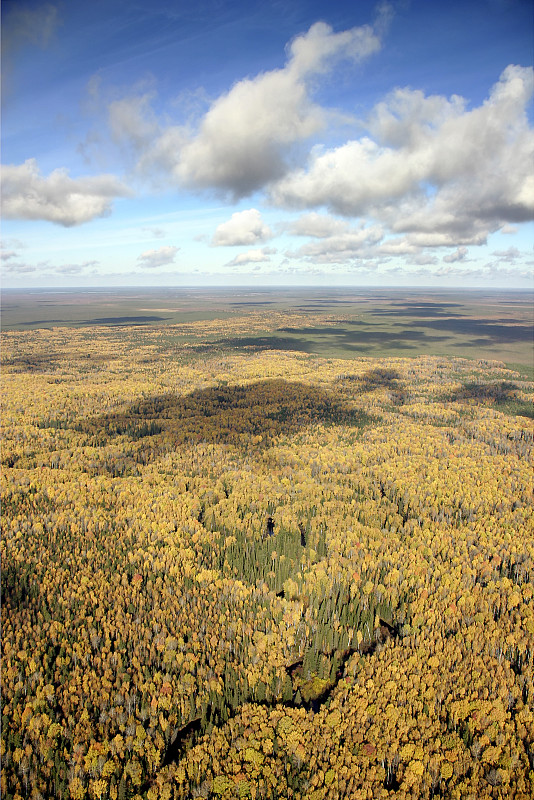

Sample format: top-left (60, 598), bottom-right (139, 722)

top-left (2, 0), bottom-right (533, 288)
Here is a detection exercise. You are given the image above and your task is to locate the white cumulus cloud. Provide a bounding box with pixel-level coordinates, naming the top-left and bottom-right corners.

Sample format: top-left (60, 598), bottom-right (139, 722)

top-left (174, 20), bottom-right (383, 198)
top-left (1, 159), bottom-right (131, 226)
top-left (491, 246), bottom-right (521, 262)
top-left (212, 209), bottom-right (274, 246)
top-left (271, 65), bottom-right (534, 245)
top-left (226, 247), bottom-right (276, 267)
top-left (288, 223), bottom-right (384, 264)
top-left (109, 17), bottom-right (386, 198)
top-left (287, 212), bottom-right (351, 239)
top-left (443, 246), bottom-right (468, 263)
top-left (137, 245), bottom-right (179, 268)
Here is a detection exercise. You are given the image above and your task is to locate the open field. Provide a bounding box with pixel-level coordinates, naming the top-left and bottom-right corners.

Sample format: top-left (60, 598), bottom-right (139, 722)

top-left (2, 287), bottom-right (533, 372)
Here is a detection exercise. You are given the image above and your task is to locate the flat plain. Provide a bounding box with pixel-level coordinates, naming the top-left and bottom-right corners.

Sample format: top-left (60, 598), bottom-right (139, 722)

top-left (2, 286), bottom-right (533, 373)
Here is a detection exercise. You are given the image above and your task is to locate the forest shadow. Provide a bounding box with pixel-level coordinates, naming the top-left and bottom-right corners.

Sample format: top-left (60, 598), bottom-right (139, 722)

top-left (213, 336), bottom-right (314, 352)
top-left (70, 380), bottom-right (375, 472)
top-left (444, 381), bottom-right (534, 419)
top-left (341, 367), bottom-right (403, 390)
top-left (337, 368), bottom-right (407, 406)
top-left (359, 367), bottom-right (401, 389)
top-left (4, 353), bottom-right (65, 372)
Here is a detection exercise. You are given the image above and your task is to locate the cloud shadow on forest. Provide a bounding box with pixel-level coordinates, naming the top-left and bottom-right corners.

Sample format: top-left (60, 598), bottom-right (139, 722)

top-left (343, 367), bottom-right (402, 390)
top-left (68, 380), bottom-right (375, 474)
top-left (336, 367), bottom-right (407, 405)
top-left (443, 380), bottom-right (534, 419)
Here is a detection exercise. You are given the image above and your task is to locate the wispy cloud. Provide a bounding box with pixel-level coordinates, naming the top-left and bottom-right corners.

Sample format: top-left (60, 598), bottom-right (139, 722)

top-left (2, 259), bottom-right (99, 275)
top-left (2, 262), bottom-right (37, 274)
top-left (1, 250), bottom-right (19, 262)
top-left (2, 3), bottom-right (61, 99)
top-left (142, 226), bottom-right (167, 239)
top-left (2, 2), bottom-right (60, 54)
top-left (54, 261), bottom-right (99, 275)
top-left (408, 263), bottom-right (534, 282)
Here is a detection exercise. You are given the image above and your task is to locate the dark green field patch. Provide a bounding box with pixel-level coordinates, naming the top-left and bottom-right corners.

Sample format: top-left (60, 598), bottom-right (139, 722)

top-left (407, 318), bottom-right (533, 343)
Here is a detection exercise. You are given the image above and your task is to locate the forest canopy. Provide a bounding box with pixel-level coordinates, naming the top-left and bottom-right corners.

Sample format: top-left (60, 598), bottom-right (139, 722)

top-left (1, 301), bottom-right (533, 800)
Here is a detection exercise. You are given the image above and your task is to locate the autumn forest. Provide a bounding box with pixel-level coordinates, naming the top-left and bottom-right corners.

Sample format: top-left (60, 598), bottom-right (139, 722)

top-left (1, 288), bottom-right (533, 800)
